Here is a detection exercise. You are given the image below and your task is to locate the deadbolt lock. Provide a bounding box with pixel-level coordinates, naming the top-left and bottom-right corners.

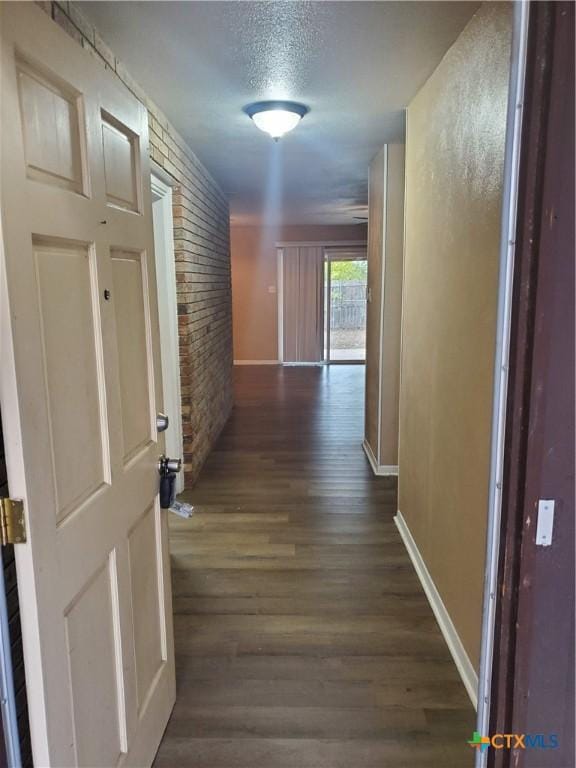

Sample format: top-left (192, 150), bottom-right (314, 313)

top-left (156, 413), bottom-right (169, 433)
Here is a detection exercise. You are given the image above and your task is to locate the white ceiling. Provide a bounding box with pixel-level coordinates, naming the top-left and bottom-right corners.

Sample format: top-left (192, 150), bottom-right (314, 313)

top-left (79, 1), bottom-right (478, 226)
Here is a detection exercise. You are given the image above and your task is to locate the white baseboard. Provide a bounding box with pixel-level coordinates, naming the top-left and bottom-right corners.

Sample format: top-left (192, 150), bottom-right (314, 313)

top-left (282, 362), bottom-right (324, 367)
top-left (362, 440), bottom-right (399, 476)
top-left (394, 510), bottom-right (479, 709)
top-left (233, 360), bottom-right (280, 365)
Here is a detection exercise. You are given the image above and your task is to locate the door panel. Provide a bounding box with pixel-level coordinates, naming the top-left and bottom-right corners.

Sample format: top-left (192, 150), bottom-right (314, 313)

top-left (17, 57), bottom-right (86, 195)
top-left (65, 558), bottom-right (124, 768)
top-left (34, 238), bottom-right (108, 521)
top-left (102, 112), bottom-right (140, 213)
top-left (128, 506), bottom-right (164, 711)
top-left (0, 4), bottom-right (175, 766)
top-left (111, 249), bottom-right (154, 464)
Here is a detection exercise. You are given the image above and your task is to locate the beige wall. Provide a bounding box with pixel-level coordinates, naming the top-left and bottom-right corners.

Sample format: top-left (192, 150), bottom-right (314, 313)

top-left (231, 225), bottom-right (366, 361)
top-left (399, 2), bottom-right (512, 670)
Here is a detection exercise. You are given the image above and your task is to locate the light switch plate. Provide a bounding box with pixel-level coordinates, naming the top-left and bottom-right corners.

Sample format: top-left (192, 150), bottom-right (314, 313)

top-left (535, 499), bottom-right (555, 546)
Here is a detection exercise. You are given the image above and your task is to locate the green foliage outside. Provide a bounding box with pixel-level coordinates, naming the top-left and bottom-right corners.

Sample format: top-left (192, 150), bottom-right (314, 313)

top-left (328, 260), bottom-right (367, 282)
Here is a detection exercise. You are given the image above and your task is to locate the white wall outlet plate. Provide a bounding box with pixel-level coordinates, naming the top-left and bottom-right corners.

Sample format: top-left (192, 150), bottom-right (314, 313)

top-left (535, 499), bottom-right (555, 546)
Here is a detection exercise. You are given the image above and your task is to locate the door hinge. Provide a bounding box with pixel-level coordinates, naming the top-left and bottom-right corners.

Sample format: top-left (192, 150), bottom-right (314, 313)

top-left (0, 499), bottom-right (26, 546)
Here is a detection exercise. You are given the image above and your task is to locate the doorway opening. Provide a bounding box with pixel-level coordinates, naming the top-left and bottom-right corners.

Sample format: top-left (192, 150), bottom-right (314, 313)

top-left (324, 250), bottom-right (367, 363)
top-left (151, 171), bottom-right (184, 495)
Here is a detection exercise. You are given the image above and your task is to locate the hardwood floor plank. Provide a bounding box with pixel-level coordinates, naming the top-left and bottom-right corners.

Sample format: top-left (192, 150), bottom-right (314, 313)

top-left (167, 678), bottom-right (470, 710)
top-left (173, 594), bottom-right (433, 616)
top-left (154, 366), bottom-right (475, 767)
top-left (163, 705), bottom-right (429, 739)
top-left (154, 736), bottom-right (470, 768)
top-left (172, 567), bottom-right (425, 597)
top-left (173, 655), bottom-right (463, 683)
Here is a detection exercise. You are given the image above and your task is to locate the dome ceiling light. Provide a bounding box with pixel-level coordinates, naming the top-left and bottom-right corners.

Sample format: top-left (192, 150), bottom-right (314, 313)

top-left (244, 100), bottom-right (309, 140)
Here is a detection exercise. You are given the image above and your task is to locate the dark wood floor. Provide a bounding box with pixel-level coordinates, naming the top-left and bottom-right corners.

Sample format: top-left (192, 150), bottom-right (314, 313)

top-left (154, 365), bottom-right (475, 767)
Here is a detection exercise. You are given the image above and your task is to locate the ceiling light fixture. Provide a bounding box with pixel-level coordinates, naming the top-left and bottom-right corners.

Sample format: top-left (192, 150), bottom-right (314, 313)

top-left (244, 100), bottom-right (309, 140)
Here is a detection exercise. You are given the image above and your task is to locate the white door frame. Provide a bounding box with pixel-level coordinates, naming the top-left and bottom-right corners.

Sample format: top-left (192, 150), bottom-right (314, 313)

top-left (151, 171), bottom-right (184, 494)
top-left (324, 246), bottom-right (368, 365)
top-left (475, 2), bottom-right (529, 762)
top-left (277, 248), bottom-right (284, 363)
top-left (0, 551), bottom-right (21, 766)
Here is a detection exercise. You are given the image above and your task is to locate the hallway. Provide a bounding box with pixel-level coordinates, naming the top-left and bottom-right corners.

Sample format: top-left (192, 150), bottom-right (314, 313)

top-left (155, 366), bottom-right (474, 767)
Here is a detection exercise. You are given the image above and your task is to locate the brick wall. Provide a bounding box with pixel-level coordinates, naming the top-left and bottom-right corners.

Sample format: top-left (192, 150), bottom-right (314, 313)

top-left (37, 1), bottom-right (234, 485)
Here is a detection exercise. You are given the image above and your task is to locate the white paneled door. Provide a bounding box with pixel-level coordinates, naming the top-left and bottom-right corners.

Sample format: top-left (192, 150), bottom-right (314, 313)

top-left (0, 4), bottom-right (175, 766)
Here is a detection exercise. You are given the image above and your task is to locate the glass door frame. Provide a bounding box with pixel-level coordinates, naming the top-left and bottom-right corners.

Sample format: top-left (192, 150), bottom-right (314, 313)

top-left (323, 247), bottom-right (368, 365)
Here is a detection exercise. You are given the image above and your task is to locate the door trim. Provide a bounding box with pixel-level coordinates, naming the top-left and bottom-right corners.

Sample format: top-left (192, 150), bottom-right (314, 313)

top-left (275, 240), bottom-right (367, 248)
top-left (277, 248), bottom-right (284, 364)
top-left (486, 3), bottom-right (575, 765)
top-left (475, 2), bottom-right (530, 762)
top-left (151, 172), bottom-right (184, 494)
top-left (325, 251), bottom-right (368, 365)
top-left (377, 147), bottom-right (388, 455)
top-left (0, 550), bottom-right (21, 767)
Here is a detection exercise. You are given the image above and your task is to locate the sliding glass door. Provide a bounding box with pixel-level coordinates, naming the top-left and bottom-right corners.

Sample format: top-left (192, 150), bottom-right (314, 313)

top-left (282, 246), bottom-right (324, 363)
top-left (279, 245), bottom-right (367, 365)
top-left (324, 254), bottom-right (368, 363)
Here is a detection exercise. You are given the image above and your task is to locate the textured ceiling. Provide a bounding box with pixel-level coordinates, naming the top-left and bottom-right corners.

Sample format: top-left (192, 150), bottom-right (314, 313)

top-left (79, 1), bottom-right (478, 225)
